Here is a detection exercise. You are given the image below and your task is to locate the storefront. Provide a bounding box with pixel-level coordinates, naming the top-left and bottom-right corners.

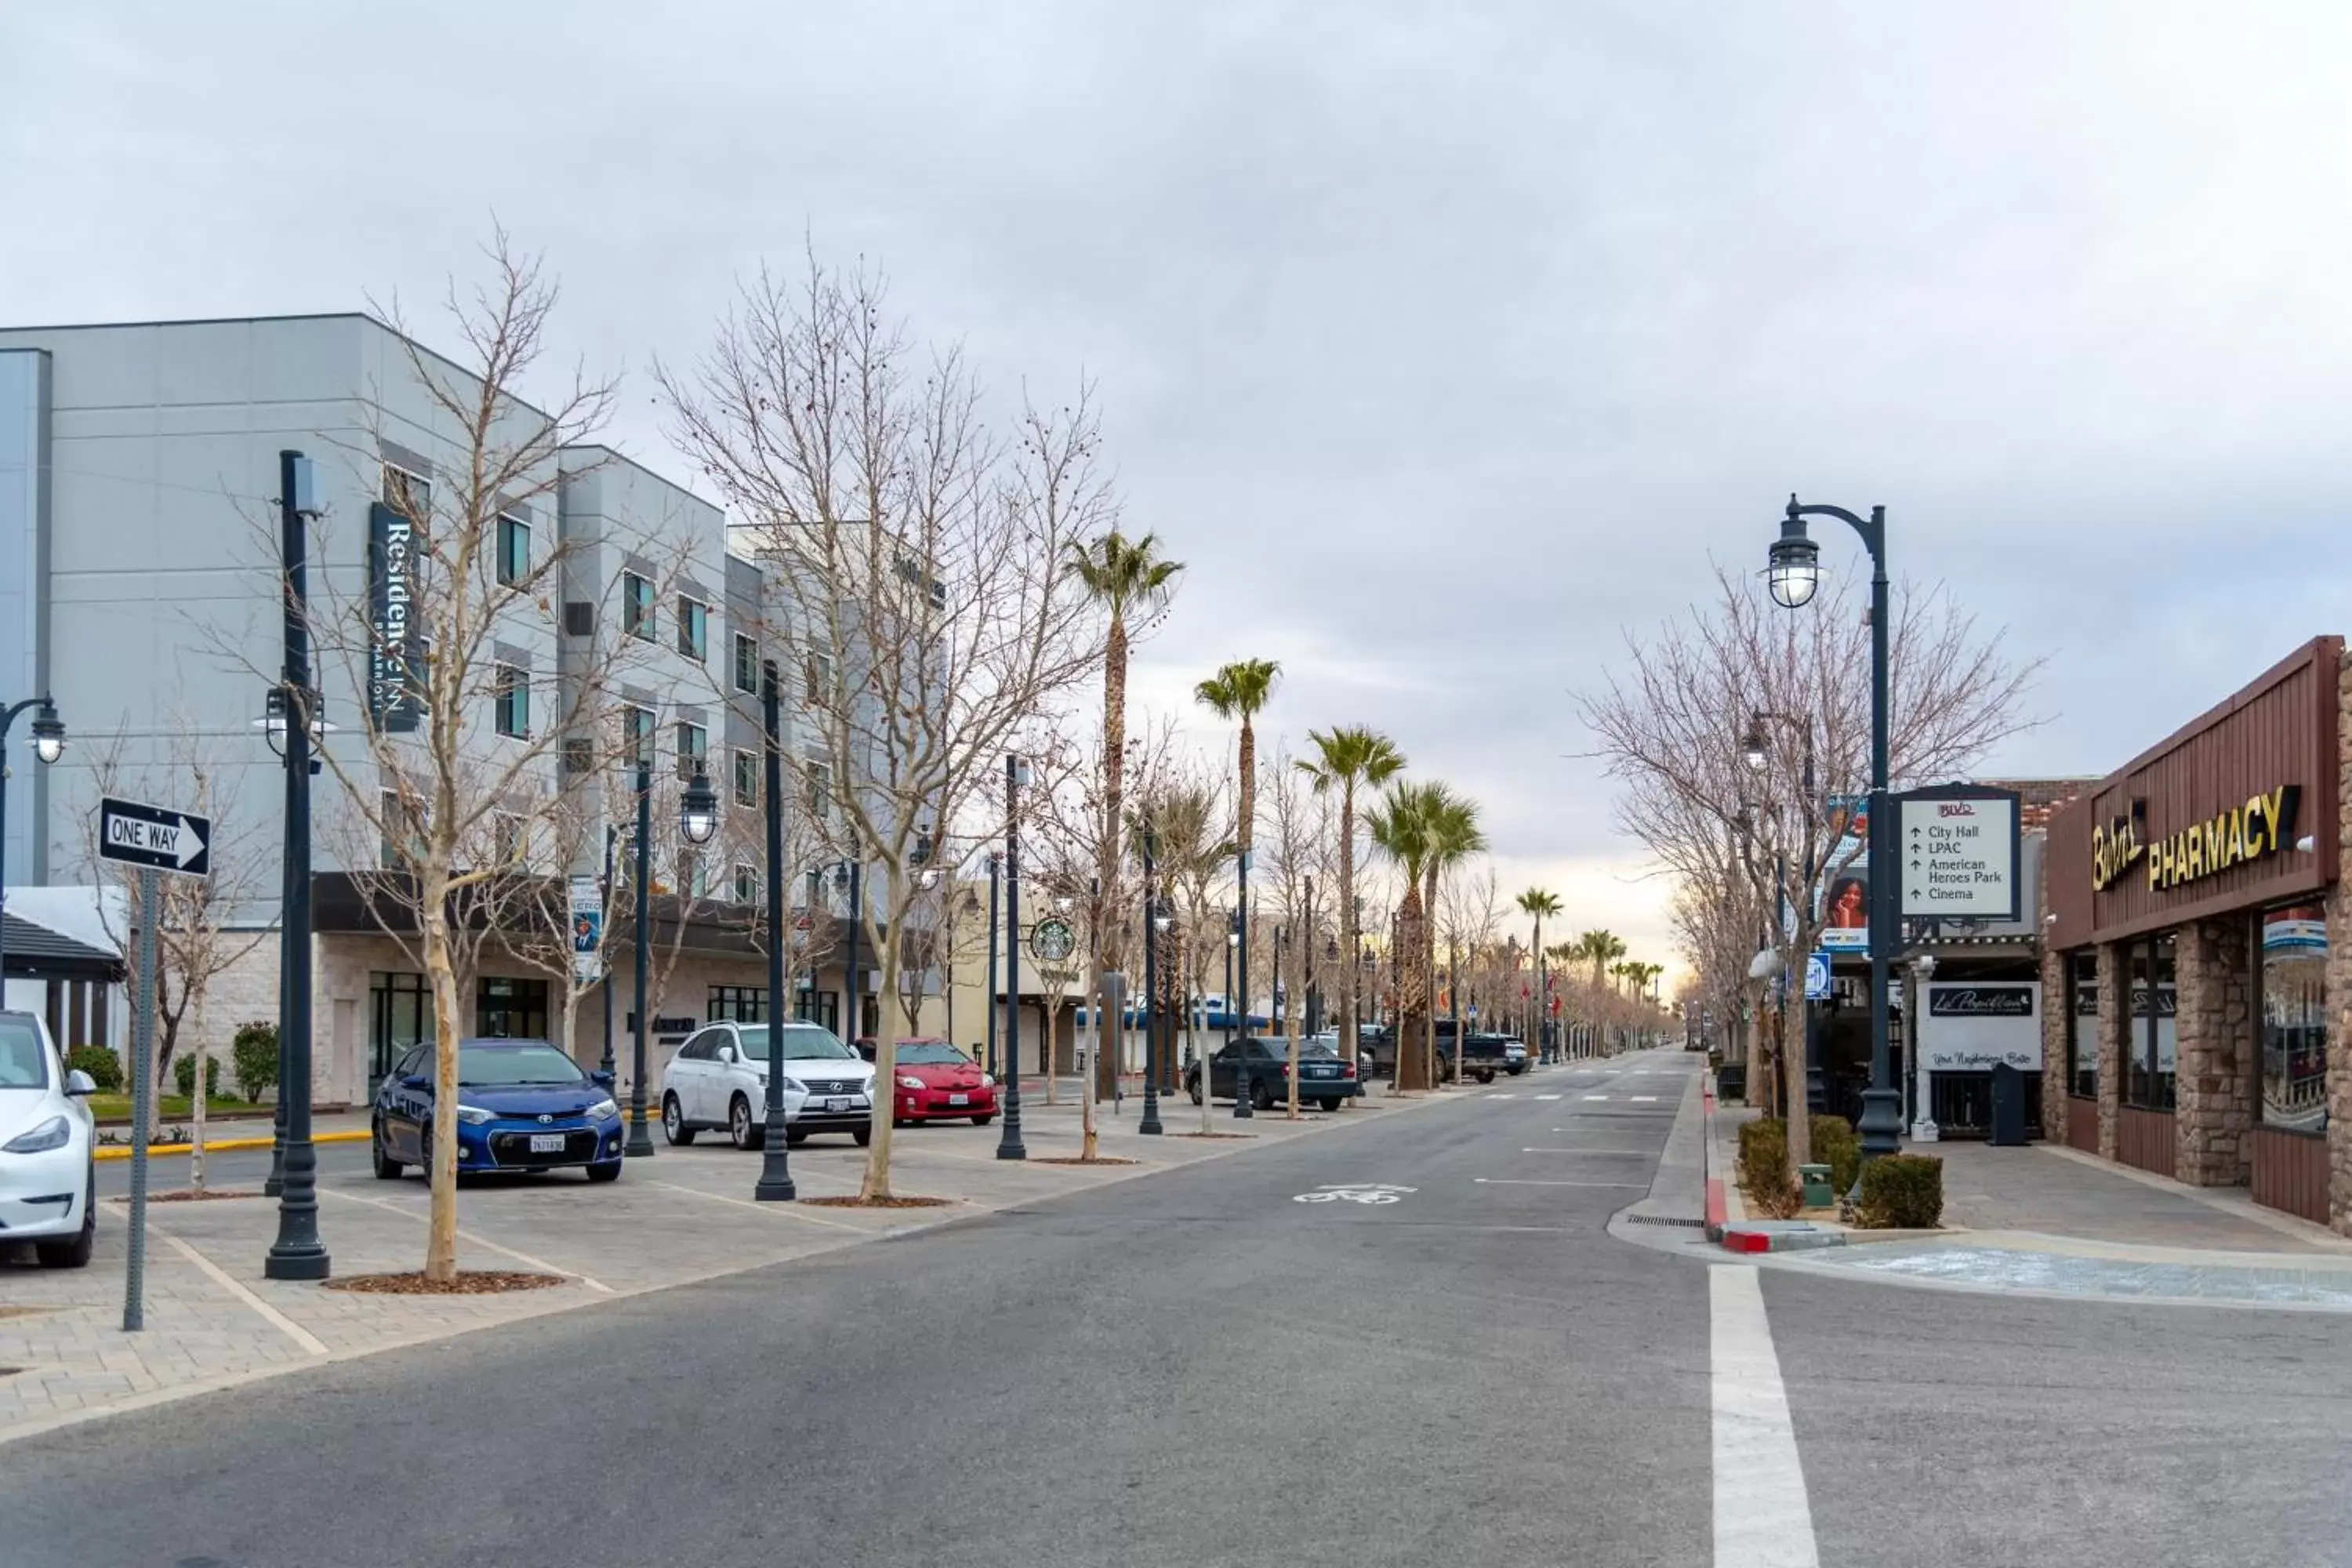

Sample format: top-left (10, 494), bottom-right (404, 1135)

top-left (2042, 637), bottom-right (2348, 1229)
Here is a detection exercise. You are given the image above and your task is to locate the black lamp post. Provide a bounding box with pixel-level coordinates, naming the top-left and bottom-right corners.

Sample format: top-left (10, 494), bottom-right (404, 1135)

top-left (754, 660), bottom-right (795, 1202)
top-left (835, 860), bottom-right (863, 1046)
top-left (1767, 494), bottom-right (1899, 1165)
top-left (996, 754), bottom-right (1029, 1160)
top-left (983, 853), bottom-right (1000, 1076)
top-left (599, 822), bottom-right (618, 1083)
top-left (1229, 909), bottom-right (1250, 1119)
top-left (0, 695), bottom-right (65, 989)
top-left (1139, 824), bottom-right (1163, 1135)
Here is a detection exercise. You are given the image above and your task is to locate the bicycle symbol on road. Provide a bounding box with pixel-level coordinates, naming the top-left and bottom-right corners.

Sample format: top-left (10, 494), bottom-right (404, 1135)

top-left (1293, 1184), bottom-right (1417, 1205)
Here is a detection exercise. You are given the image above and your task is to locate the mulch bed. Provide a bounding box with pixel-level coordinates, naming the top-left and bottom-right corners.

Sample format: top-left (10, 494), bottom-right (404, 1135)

top-left (1034, 1156), bottom-right (1138, 1167)
top-left (0, 1306), bottom-right (53, 1320)
top-left (1176, 1131), bottom-right (1254, 1140)
top-left (114, 1189), bottom-right (267, 1204)
top-left (802, 1195), bottom-right (955, 1209)
top-left (325, 1271), bottom-right (570, 1295)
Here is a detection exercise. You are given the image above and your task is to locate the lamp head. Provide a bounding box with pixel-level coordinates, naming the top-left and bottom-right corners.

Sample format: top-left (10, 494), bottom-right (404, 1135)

top-left (678, 767), bottom-right (720, 846)
top-left (1766, 506), bottom-right (1820, 610)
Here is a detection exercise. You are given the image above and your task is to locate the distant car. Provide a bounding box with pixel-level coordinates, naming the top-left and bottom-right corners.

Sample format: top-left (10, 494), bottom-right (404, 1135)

top-left (885, 1039), bottom-right (998, 1126)
top-left (662, 1020), bottom-right (876, 1149)
top-left (372, 1040), bottom-right (624, 1183)
top-left (0, 1010), bottom-right (96, 1268)
top-left (1185, 1035), bottom-right (1359, 1112)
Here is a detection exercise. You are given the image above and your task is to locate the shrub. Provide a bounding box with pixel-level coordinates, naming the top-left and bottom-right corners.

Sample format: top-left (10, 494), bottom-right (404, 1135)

top-left (172, 1054), bottom-right (224, 1101)
top-left (231, 1020), bottom-right (281, 1104)
top-left (1737, 1117), bottom-right (1799, 1218)
top-left (1855, 1153), bottom-right (1944, 1229)
top-left (1809, 1115), bottom-right (1861, 1197)
top-left (67, 1045), bottom-right (122, 1092)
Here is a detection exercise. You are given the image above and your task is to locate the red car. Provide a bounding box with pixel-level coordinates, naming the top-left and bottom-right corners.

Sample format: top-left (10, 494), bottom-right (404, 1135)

top-left (884, 1039), bottom-right (998, 1126)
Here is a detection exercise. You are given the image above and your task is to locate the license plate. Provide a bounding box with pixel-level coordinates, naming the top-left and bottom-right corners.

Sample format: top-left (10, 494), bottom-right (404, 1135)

top-left (528, 1133), bottom-right (567, 1152)
top-left (825, 1096), bottom-right (852, 1112)
top-left (948, 1093), bottom-right (968, 1106)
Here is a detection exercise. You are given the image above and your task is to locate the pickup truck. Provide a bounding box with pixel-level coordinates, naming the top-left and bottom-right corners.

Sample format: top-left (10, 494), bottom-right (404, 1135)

top-left (1362, 1024), bottom-right (1525, 1084)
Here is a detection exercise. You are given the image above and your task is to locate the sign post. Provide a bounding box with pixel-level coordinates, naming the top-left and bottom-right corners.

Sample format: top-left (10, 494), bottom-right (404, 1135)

top-left (97, 796), bottom-right (213, 1332)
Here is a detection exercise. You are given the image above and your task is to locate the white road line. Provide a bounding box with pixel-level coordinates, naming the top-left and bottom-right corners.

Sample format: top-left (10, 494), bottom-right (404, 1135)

top-left (1582, 1094), bottom-right (1609, 1101)
top-left (1472, 1178), bottom-right (1649, 1188)
top-left (1520, 1147), bottom-right (1654, 1155)
top-left (1534, 1094), bottom-right (1563, 1101)
top-left (1632, 1095), bottom-right (1661, 1102)
top-left (319, 1187), bottom-right (615, 1293)
top-left (647, 1179), bottom-right (869, 1231)
top-left (1489, 1093), bottom-right (1518, 1100)
top-left (156, 1230), bottom-right (330, 1356)
top-left (1711, 1265), bottom-right (1820, 1568)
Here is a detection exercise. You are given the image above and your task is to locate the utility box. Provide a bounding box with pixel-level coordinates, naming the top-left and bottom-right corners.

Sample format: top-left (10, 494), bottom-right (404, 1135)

top-left (1990, 1062), bottom-right (2027, 1147)
top-left (1798, 1163), bottom-right (1835, 1208)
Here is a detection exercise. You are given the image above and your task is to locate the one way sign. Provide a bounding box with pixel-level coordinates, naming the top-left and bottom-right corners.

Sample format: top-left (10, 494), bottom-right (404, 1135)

top-left (98, 797), bottom-right (211, 877)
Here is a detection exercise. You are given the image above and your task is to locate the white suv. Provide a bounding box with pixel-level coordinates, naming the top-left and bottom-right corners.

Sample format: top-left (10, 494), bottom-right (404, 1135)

top-left (660, 1020), bottom-right (876, 1150)
top-left (0, 1010), bottom-right (97, 1268)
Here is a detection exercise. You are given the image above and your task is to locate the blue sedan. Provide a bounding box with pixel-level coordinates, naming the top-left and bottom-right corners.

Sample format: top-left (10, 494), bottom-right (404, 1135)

top-left (372, 1040), bottom-right (625, 1183)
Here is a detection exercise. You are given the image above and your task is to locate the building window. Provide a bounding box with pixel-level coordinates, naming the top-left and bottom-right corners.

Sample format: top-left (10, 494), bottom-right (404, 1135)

top-left (622, 573), bottom-right (655, 641)
top-left (2125, 935), bottom-right (2177, 1112)
top-left (561, 738), bottom-right (592, 777)
top-left (806, 759), bottom-right (833, 820)
top-left (676, 848), bottom-right (706, 902)
top-left (379, 788), bottom-right (424, 870)
top-left (804, 649), bottom-right (835, 706)
top-left (676, 721), bottom-right (708, 783)
top-left (625, 706), bottom-right (655, 771)
top-left (731, 748), bottom-right (759, 807)
top-left (493, 664), bottom-right (529, 738)
top-left (368, 972), bottom-right (433, 1087)
top-left (496, 514), bottom-right (529, 587)
top-left (2065, 950), bottom-right (2096, 1099)
top-left (733, 633), bottom-right (760, 694)
top-left (678, 598), bottom-right (709, 661)
top-left (383, 463), bottom-right (431, 523)
top-left (797, 989), bottom-right (839, 1032)
top-left (2259, 906), bottom-right (2329, 1134)
top-left (732, 863), bottom-right (759, 906)
top-left (709, 985), bottom-right (768, 1023)
top-left (476, 977), bottom-right (550, 1041)
top-left (493, 811), bottom-right (526, 867)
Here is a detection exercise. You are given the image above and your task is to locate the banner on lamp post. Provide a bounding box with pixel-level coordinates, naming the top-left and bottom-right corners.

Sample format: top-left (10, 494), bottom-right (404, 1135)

top-left (570, 874), bottom-right (604, 987)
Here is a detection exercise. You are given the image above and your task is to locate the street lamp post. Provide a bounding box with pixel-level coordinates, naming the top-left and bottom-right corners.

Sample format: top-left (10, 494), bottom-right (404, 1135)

top-left (626, 762), bottom-right (657, 1157)
top-left (1229, 910), bottom-right (1250, 1119)
top-left (1139, 824), bottom-right (1163, 1136)
top-left (984, 853), bottom-right (1000, 1076)
top-left (996, 756), bottom-right (1029, 1160)
top-left (1766, 493), bottom-right (1900, 1165)
top-left (754, 661), bottom-right (795, 1202)
top-left (600, 822), bottom-right (618, 1083)
top-left (0, 695), bottom-right (66, 990)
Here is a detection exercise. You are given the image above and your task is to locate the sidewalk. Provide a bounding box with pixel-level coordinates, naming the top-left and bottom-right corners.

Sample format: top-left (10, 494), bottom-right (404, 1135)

top-left (1706, 1109), bottom-right (2352, 1310)
top-left (0, 1089), bottom-right (1443, 1446)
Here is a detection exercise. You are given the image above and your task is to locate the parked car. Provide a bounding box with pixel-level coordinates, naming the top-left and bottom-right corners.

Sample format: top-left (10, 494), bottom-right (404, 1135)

top-left (662, 1020), bottom-right (876, 1149)
top-left (1184, 1035), bottom-right (1359, 1112)
top-left (373, 1039), bottom-right (624, 1182)
top-left (884, 1039), bottom-right (998, 1126)
top-left (0, 1010), bottom-right (96, 1268)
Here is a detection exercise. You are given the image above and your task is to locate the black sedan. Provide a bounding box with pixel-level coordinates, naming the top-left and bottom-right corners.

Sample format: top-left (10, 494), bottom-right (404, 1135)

top-left (1185, 1036), bottom-right (1359, 1112)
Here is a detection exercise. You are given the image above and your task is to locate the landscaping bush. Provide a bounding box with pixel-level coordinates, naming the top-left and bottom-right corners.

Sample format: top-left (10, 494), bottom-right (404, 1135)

top-left (1854, 1153), bottom-right (1944, 1229)
top-left (231, 1020), bottom-right (281, 1104)
top-left (67, 1044), bottom-right (122, 1092)
top-left (1809, 1114), bottom-right (1861, 1197)
top-left (1736, 1117), bottom-right (1800, 1218)
top-left (172, 1054), bottom-right (224, 1100)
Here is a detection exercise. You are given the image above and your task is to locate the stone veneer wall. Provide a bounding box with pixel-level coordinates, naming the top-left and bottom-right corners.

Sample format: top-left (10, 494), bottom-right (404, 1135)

top-left (2328, 655), bottom-right (2352, 1234)
top-left (2096, 940), bottom-right (2125, 1160)
top-left (2038, 942), bottom-right (2070, 1138)
top-left (2174, 917), bottom-right (2253, 1186)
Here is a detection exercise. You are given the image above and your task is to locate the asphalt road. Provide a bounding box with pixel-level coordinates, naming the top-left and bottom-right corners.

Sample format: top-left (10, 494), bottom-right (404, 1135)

top-left (16, 1048), bottom-right (2352, 1567)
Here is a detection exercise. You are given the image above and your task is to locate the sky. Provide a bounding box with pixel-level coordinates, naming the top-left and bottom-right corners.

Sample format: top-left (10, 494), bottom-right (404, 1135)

top-left (9, 2), bottom-right (2352, 983)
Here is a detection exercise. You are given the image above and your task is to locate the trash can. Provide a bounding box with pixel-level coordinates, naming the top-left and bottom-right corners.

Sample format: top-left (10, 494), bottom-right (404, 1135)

top-left (1798, 1163), bottom-right (1835, 1208)
top-left (1989, 1062), bottom-right (2027, 1147)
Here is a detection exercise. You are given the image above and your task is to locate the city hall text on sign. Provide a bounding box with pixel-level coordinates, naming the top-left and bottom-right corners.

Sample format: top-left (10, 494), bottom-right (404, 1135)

top-left (1897, 789), bottom-right (2019, 920)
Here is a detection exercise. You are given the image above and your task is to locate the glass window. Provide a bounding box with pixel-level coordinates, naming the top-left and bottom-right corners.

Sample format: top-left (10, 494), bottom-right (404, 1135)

top-left (496, 514), bottom-right (529, 586)
top-left (371, 973), bottom-right (433, 1087)
top-left (797, 989), bottom-right (840, 1032)
top-left (708, 985), bottom-right (768, 1024)
top-left (492, 812), bottom-right (525, 866)
top-left (733, 633), bottom-right (760, 694)
top-left (494, 663), bottom-right (529, 738)
top-left (383, 463), bottom-right (431, 522)
top-left (456, 1040), bottom-right (580, 1084)
top-left (2260, 906), bottom-right (2329, 1134)
top-left (735, 1022), bottom-right (854, 1060)
top-left (626, 706), bottom-right (655, 770)
top-left (474, 977), bottom-right (550, 1042)
top-left (2066, 950), bottom-right (2097, 1098)
top-left (732, 863), bottom-right (758, 906)
top-left (676, 721), bottom-right (707, 782)
top-left (897, 1042), bottom-right (968, 1065)
top-left (678, 598), bottom-right (709, 661)
top-left (623, 573), bottom-right (655, 641)
top-left (0, 1017), bottom-right (49, 1089)
top-left (379, 788), bottom-right (424, 869)
top-left (2126, 935), bottom-right (2177, 1111)
top-left (804, 649), bottom-right (834, 706)
top-left (806, 759), bottom-right (833, 820)
top-left (731, 748), bottom-right (759, 807)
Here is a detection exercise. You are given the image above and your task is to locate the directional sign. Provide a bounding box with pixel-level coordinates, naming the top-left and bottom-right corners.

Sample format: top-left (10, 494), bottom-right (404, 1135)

top-left (97, 797), bottom-right (211, 877)
top-left (1898, 785), bottom-right (2021, 920)
top-left (1805, 951), bottom-right (1833, 1000)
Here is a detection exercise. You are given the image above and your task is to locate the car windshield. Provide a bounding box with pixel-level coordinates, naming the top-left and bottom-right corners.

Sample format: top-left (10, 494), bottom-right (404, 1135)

top-left (0, 1018), bottom-right (48, 1089)
top-left (735, 1024), bottom-right (857, 1061)
top-left (457, 1044), bottom-right (585, 1087)
top-left (895, 1043), bottom-right (968, 1065)
top-left (1299, 1041), bottom-right (1338, 1058)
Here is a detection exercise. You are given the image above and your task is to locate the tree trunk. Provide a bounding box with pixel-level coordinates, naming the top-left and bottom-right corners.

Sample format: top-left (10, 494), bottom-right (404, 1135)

top-left (1422, 865), bottom-right (1440, 1088)
top-left (860, 937), bottom-right (903, 1201)
top-left (1781, 983), bottom-right (1812, 1171)
top-left (1338, 786), bottom-right (1356, 1071)
top-left (1094, 614), bottom-right (1127, 1102)
top-left (1393, 886), bottom-right (1432, 1091)
top-left (187, 995), bottom-right (207, 1195)
top-left (422, 895), bottom-right (465, 1284)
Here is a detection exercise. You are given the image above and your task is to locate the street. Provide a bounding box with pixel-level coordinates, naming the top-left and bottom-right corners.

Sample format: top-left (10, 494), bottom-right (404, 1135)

top-left (6, 1051), bottom-right (2350, 1567)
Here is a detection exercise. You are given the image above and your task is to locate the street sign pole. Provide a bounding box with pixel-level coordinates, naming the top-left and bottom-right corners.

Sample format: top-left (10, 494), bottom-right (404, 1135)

top-left (122, 866), bottom-right (158, 1332)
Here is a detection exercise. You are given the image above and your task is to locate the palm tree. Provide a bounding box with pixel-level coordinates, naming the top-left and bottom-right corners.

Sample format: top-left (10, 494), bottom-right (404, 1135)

top-left (1422, 789), bottom-right (1487, 1086)
top-left (1516, 888), bottom-right (1563, 1060)
top-left (1196, 659), bottom-right (1281, 1045)
top-left (1367, 785), bottom-right (1436, 1091)
top-left (1069, 530), bottom-right (1184, 1096)
top-left (1298, 726), bottom-right (1405, 1069)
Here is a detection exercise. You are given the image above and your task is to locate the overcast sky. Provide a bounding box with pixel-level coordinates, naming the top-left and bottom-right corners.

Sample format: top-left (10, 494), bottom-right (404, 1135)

top-left (10, 2), bottom-right (2351, 978)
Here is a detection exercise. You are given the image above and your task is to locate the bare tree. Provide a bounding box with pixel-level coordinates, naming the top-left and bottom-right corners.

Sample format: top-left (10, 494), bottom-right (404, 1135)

top-left (1439, 861), bottom-right (1505, 1082)
top-left (662, 254), bottom-right (1107, 1200)
top-left (1260, 744), bottom-right (1332, 1117)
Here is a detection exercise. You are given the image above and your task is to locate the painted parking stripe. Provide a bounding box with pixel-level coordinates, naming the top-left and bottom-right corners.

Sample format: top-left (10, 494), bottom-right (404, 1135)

top-left (1582, 1094), bottom-right (1609, 1101)
top-left (1632, 1094), bottom-right (1660, 1102)
top-left (1711, 1265), bottom-right (1819, 1567)
top-left (1534, 1093), bottom-right (1563, 1101)
top-left (1490, 1093), bottom-right (1518, 1100)
top-left (1474, 1178), bottom-right (1649, 1189)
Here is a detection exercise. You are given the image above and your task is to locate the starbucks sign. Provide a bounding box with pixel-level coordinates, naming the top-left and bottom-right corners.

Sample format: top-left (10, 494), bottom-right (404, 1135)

top-left (1029, 916), bottom-right (1076, 963)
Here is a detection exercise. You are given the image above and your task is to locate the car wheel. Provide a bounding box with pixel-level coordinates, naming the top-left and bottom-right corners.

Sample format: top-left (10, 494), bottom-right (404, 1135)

top-left (372, 1121), bottom-right (405, 1180)
top-left (1477, 1069), bottom-right (1495, 1084)
top-left (730, 1094), bottom-right (765, 1151)
top-left (35, 1167), bottom-right (95, 1269)
top-left (1316, 1098), bottom-right (1342, 1114)
top-left (585, 1160), bottom-right (622, 1183)
top-left (662, 1093), bottom-right (696, 1146)
top-left (1187, 1077), bottom-right (1203, 1105)
top-left (853, 1126), bottom-right (872, 1148)
top-left (1250, 1079), bottom-right (1273, 1111)
top-left (785, 1128), bottom-right (808, 1147)
top-left (971, 1113), bottom-right (994, 1126)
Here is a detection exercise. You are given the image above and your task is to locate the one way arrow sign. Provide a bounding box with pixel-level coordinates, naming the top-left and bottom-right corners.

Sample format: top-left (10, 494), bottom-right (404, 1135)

top-left (98, 797), bottom-right (211, 877)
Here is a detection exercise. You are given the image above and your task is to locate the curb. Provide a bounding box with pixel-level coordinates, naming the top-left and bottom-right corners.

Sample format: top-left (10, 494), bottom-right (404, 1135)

top-left (1720, 1221), bottom-right (1848, 1255)
top-left (95, 1130), bottom-right (370, 1163)
top-left (1702, 1081), bottom-right (1727, 1241)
